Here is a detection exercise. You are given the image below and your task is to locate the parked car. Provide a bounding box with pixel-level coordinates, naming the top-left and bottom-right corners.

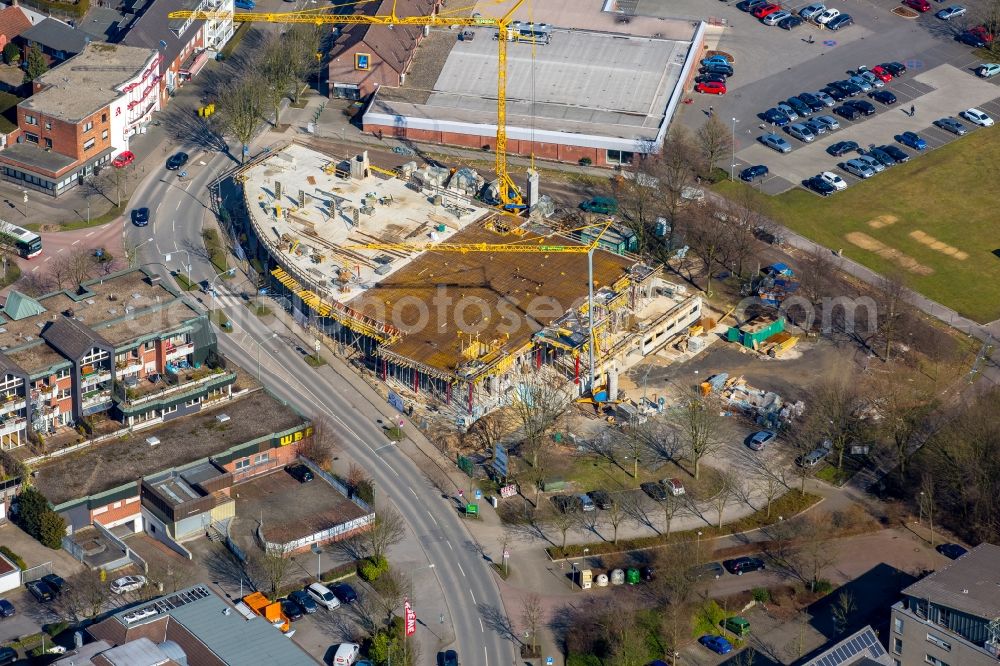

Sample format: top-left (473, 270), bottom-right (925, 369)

top-left (640, 482), bottom-right (668, 501)
top-left (762, 8), bottom-right (791, 23)
top-left (699, 635), bottom-right (734, 655)
top-left (856, 69), bottom-right (884, 88)
top-left (333, 643), bottom-right (360, 666)
top-left (110, 575), bottom-right (147, 595)
top-left (700, 55), bottom-right (731, 67)
top-left (740, 164), bottom-right (769, 181)
top-left (879, 144), bottom-right (911, 162)
top-left (797, 448), bottom-right (828, 466)
top-left (976, 63), bottom-right (1000, 77)
top-left (442, 650), bottom-right (459, 666)
top-left (848, 75), bottom-right (872, 92)
top-left (286, 464), bottom-right (314, 483)
top-left (826, 14), bottom-right (854, 32)
top-left (846, 99), bottom-right (876, 116)
top-left (870, 90), bottom-right (897, 105)
top-left (701, 62), bottom-right (735, 77)
top-left (0, 599), bottom-right (14, 618)
top-left (856, 154), bottom-right (885, 173)
top-left (936, 543), bottom-right (968, 559)
top-left (695, 73), bottom-right (728, 85)
top-left (331, 582), bottom-right (359, 604)
top-left (814, 91), bottom-right (836, 107)
top-left (688, 561), bottom-right (726, 579)
top-left (934, 117), bottom-right (968, 135)
top-left (112, 151), bottom-right (135, 168)
top-left (695, 81), bottom-right (727, 95)
top-left (0, 647), bottom-right (16, 666)
top-left (778, 15), bottom-right (803, 28)
top-left (748, 430), bottom-right (776, 450)
top-left (821, 86), bottom-right (847, 102)
top-left (842, 159), bottom-right (876, 179)
top-left (587, 489), bottom-right (613, 509)
top-left (805, 176), bottom-right (836, 196)
top-left (815, 7), bottom-right (841, 23)
top-left (834, 105), bottom-right (862, 120)
top-left (828, 140), bottom-right (859, 156)
top-left (289, 589), bottom-right (318, 614)
top-left (864, 147), bottom-right (897, 167)
top-left (166, 152), bottom-right (189, 170)
top-left (307, 582), bottom-right (341, 610)
top-left (798, 92), bottom-right (826, 112)
top-left (879, 61), bottom-right (907, 77)
top-left (959, 26), bottom-right (992, 47)
top-left (552, 495), bottom-right (579, 513)
top-left (760, 132), bottom-right (793, 153)
top-left (820, 171), bottom-right (848, 190)
top-left (803, 119), bottom-right (828, 135)
top-left (936, 4), bottom-right (966, 19)
top-left (580, 196), bottom-right (618, 214)
top-left (832, 79), bottom-right (863, 96)
top-left (786, 96), bottom-right (812, 117)
top-left (736, 0), bottom-right (769, 11)
top-left (663, 478), bottom-right (686, 496)
top-left (896, 131), bottom-right (927, 150)
top-left (281, 598), bottom-right (304, 621)
top-left (41, 574), bottom-right (65, 596)
top-left (902, 0), bottom-right (931, 11)
top-left (815, 114), bottom-right (840, 130)
top-left (723, 616), bottom-right (752, 637)
top-left (799, 2), bottom-right (826, 18)
top-left (786, 122), bottom-right (816, 142)
top-left (26, 580), bottom-right (55, 603)
top-left (777, 102), bottom-right (799, 121)
top-left (961, 107), bottom-right (994, 126)
top-left (870, 65), bottom-right (893, 81)
top-left (723, 557), bottom-right (766, 575)
top-left (578, 493), bottom-right (597, 511)
top-left (234, 0), bottom-right (255, 8)
top-left (752, 3), bottom-right (783, 18)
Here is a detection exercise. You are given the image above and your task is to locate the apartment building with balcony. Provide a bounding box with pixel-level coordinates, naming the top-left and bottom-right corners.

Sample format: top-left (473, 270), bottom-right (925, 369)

top-left (889, 543), bottom-right (1000, 666)
top-left (0, 267), bottom-right (234, 450)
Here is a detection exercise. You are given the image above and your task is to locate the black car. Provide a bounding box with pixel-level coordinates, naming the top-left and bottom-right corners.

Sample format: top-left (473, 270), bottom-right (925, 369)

top-left (834, 105), bottom-right (862, 120)
top-left (739, 164), bottom-right (769, 182)
top-left (778, 15), bottom-right (803, 28)
top-left (798, 92), bottom-right (825, 112)
top-left (736, 0), bottom-right (768, 10)
top-left (165, 152), bottom-right (189, 170)
top-left (695, 73), bottom-right (727, 85)
top-left (0, 647), bottom-right (16, 666)
top-left (131, 207), bottom-right (150, 227)
top-left (936, 543), bottom-right (968, 560)
top-left (701, 63), bottom-right (734, 77)
top-left (827, 13), bottom-right (853, 29)
top-left (288, 589), bottom-right (317, 614)
top-left (331, 582), bottom-right (358, 604)
top-left (870, 90), bottom-right (897, 105)
top-left (280, 598), bottom-right (304, 621)
top-left (441, 650), bottom-right (459, 666)
top-left (832, 80), bottom-right (863, 96)
top-left (828, 140), bottom-right (859, 156)
top-left (0, 599), bottom-right (14, 618)
top-left (879, 144), bottom-right (911, 162)
top-left (26, 580), bottom-right (55, 603)
top-left (552, 495), bottom-right (579, 513)
top-left (958, 30), bottom-right (988, 47)
top-left (805, 176), bottom-right (836, 196)
top-left (586, 489), bottom-right (613, 510)
top-left (41, 574), bottom-right (65, 596)
top-left (785, 96), bottom-right (812, 117)
top-left (864, 147), bottom-right (896, 167)
top-left (640, 482), bottom-right (668, 502)
top-left (821, 86), bottom-right (847, 102)
top-left (722, 557), bottom-right (766, 575)
top-left (879, 61), bottom-right (907, 77)
top-left (687, 562), bottom-right (725, 580)
top-left (846, 99), bottom-right (876, 116)
top-left (286, 464), bottom-right (313, 483)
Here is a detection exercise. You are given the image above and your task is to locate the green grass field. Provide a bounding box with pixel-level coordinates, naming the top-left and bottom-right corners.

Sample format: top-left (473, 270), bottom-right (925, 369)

top-left (716, 128), bottom-right (1000, 324)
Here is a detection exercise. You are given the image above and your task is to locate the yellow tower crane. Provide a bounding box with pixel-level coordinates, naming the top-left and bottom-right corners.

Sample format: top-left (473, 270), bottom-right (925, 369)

top-left (170, 0), bottom-right (529, 209)
top-left (344, 219), bottom-right (616, 393)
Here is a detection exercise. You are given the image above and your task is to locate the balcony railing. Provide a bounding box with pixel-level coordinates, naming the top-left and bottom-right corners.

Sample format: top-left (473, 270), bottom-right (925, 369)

top-left (165, 342), bottom-right (195, 360)
top-left (114, 370), bottom-right (237, 414)
top-left (81, 371), bottom-right (112, 388)
top-left (0, 416), bottom-right (27, 436)
top-left (0, 396), bottom-right (26, 414)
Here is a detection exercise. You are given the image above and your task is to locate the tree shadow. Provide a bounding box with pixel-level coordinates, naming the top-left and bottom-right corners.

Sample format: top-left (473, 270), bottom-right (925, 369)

top-left (202, 543), bottom-right (248, 590)
top-left (478, 602), bottom-right (520, 644)
top-left (160, 103), bottom-right (232, 159)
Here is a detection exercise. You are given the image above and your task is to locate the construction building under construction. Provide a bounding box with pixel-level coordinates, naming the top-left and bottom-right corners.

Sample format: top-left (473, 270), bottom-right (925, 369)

top-left (238, 143), bottom-right (702, 423)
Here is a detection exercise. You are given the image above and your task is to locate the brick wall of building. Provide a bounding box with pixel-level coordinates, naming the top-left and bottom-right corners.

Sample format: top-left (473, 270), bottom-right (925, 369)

top-left (17, 105), bottom-right (111, 164)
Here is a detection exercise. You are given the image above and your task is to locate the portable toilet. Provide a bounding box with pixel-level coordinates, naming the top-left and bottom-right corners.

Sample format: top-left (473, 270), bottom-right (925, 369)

top-left (611, 569), bottom-right (625, 585)
top-left (579, 569), bottom-right (593, 590)
top-left (626, 568), bottom-right (641, 585)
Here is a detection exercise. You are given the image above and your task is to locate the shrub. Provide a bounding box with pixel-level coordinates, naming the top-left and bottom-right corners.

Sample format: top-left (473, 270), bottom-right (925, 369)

top-left (578, 157), bottom-right (593, 166)
top-left (0, 546), bottom-right (26, 570)
top-left (2, 43), bottom-right (19, 65)
top-left (38, 511), bottom-right (67, 549)
top-left (359, 555), bottom-right (388, 582)
top-left (751, 587), bottom-right (771, 604)
top-left (813, 579), bottom-right (834, 595)
top-left (14, 487), bottom-right (66, 549)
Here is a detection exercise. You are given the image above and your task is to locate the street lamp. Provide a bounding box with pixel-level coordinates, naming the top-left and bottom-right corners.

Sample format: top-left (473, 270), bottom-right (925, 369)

top-left (210, 267), bottom-right (237, 313)
top-left (311, 543), bottom-right (322, 581)
top-left (729, 117), bottom-right (740, 181)
top-left (22, 190), bottom-right (28, 219)
top-left (163, 250), bottom-right (192, 289)
top-left (918, 491), bottom-right (924, 525)
top-left (132, 238), bottom-right (155, 267)
top-left (696, 531), bottom-right (703, 564)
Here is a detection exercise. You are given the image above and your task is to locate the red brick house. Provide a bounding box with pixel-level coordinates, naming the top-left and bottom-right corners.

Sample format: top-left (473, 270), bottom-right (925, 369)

top-left (0, 5), bottom-right (31, 53)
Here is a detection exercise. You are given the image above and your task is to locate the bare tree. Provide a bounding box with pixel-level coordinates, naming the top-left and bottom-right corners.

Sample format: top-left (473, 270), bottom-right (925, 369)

top-left (697, 115), bottom-right (732, 178)
top-left (353, 504), bottom-right (406, 563)
top-left (371, 567), bottom-right (411, 627)
top-left (677, 201), bottom-right (731, 297)
top-left (149, 560), bottom-right (196, 594)
top-left (47, 251), bottom-right (74, 289)
top-left (710, 470), bottom-right (740, 528)
top-left (831, 590), bottom-right (857, 636)
top-left (544, 504), bottom-right (579, 555)
top-left (286, 25), bottom-right (323, 103)
top-left (867, 365), bottom-right (937, 480)
top-left (670, 390), bottom-right (726, 479)
top-left (738, 448), bottom-right (792, 517)
top-left (55, 569), bottom-right (110, 623)
top-left (788, 516), bottom-right (839, 591)
top-left (872, 271), bottom-right (909, 361)
top-left (521, 592), bottom-right (543, 656)
top-left (508, 370), bottom-right (572, 469)
top-left (607, 497), bottom-right (627, 544)
top-left (717, 188), bottom-right (766, 278)
top-left (258, 34), bottom-right (296, 125)
top-left (68, 247), bottom-right (96, 286)
top-left (661, 493), bottom-right (685, 538)
top-left (218, 74), bottom-right (264, 163)
top-left (246, 549), bottom-right (292, 599)
top-left (809, 378), bottom-right (867, 470)
top-left (463, 408), bottom-right (512, 454)
top-left (299, 414), bottom-right (340, 470)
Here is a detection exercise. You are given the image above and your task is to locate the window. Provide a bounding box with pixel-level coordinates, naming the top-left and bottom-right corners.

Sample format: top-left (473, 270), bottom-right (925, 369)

top-left (101, 112), bottom-right (107, 122)
top-left (253, 452), bottom-right (270, 464)
top-left (101, 129), bottom-right (108, 140)
top-left (936, 608), bottom-right (952, 627)
top-left (56, 368), bottom-right (71, 379)
top-left (44, 138), bottom-right (51, 149)
top-left (58, 388), bottom-right (71, 399)
top-left (925, 655), bottom-right (949, 666)
top-left (185, 397), bottom-right (201, 407)
top-left (893, 638), bottom-right (903, 655)
top-left (895, 618), bottom-right (904, 634)
top-left (606, 149), bottom-right (635, 166)
top-left (162, 405), bottom-right (178, 415)
top-left (235, 458), bottom-right (250, 470)
top-left (83, 121), bottom-right (93, 132)
top-left (24, 133), bottom-right (38, 144)
top-left (83, 138), bottom-right (95, 151)
top-left (926, 635), bottom-right (951, 651)
top-left (45, 121), bottom-right (50, 130)
top-left (24, 115), bottom-right (36, 125)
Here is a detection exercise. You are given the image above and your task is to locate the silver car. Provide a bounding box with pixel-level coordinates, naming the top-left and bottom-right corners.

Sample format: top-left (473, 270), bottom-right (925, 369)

top-left (777, 102), bottom-right (799, 121)
top-left (934, 117), bottom-right (968, 135)
top-left (803, 119), bottom-right (828, 135)
top-left (786, 122), bottom-right (816, 142)
top-left (760, 132), bottom-right (792, 153)
top-left (843, 158), bottom-right (875, 178)
top-left (814, 91), bottom-right (836, 107)
top-left (856, 154), bottom-right (885, 173)
top-left (848, 75), bottom-right (873, 92)
top-left (799, 2), bottom-right (826, 18)
top-left (858, 71), bottom-right (885, 88)
top-left (815, 114), bottom-right (840, 130)
top-left (936, 4), bottom-right (966, 19)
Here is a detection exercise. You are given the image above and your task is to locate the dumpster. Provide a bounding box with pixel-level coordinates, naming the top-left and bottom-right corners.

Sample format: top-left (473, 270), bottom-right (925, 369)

top-left (626, 568), bottom-right (641, 585)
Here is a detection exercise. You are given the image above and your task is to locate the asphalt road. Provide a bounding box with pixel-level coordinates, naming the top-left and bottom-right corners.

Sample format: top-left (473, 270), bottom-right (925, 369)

top-left (127, 148), bottom-right (514, 665)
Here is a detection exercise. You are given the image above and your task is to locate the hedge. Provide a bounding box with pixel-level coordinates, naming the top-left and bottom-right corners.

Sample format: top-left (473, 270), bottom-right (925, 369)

top-left (548, 489), bottom-right (822, 559)
top-left (0, 546), bottom-right (25, 570)
top-left (19, 0), bottom-right (88, 18)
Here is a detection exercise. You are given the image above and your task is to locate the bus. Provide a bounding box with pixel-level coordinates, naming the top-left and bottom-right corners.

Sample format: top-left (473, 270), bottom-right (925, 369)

top-left (0, 221), bottom-right (42, 258)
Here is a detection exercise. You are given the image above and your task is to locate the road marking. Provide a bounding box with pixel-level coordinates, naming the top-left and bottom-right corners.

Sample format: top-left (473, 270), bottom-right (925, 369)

top-left (426, 510), bottom-right (438, 526)
top-left (469, 590), bottom-right (476, 604)
top-left (85, 231), bottom-right (94, 237)
top-left (175, 201), bottom-right (182, 211)
top-left (71, 239), bottom-right (80, 245)
top-left (484, 646), bottom-right (488, 665)
top-left (388, 465), bottom-right (400, 478)
top-left (44, 257), bottom-right (51, 262)
top-left (447, 541), bottom-right (454, 551)
top-left (56, 248), bottom-right (64, 253)
top-left (457, 562), bottom-right (465, 577)
top-left (31, 266), bottom-right (38, 272)
top-left (479, 618), bottom-right (484, 632)
top-left (408, 486), bottom-right (418, 498)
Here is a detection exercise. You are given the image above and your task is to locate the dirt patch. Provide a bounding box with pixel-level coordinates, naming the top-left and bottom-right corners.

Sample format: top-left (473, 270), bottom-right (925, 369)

top-left (867, 214), bottom-right (898, 229)
top-left (844, 231), bottom-right (934, 275)
top-left (892, 6), bottom-right (919, 17)
top-left (909, 230), bottom-right (968, 260)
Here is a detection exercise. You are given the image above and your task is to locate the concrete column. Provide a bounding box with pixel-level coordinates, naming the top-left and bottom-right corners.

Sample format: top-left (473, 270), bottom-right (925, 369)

top-left (526, 169), bottom-right (540, 212)
top-left (608, 365), bottom-right (619, 402)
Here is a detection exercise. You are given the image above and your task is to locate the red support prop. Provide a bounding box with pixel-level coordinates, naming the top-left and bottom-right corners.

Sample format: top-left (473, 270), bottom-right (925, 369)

top-left (574, 355), bottom-right (580, 385)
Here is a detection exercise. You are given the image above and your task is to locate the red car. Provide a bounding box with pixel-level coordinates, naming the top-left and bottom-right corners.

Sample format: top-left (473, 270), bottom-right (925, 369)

top-left (111, 151), bottom-right (135, 168)
top-left (902, 0), bottom-right (931, 11)
top-left (695, 81), bottom-right (727, 95)
top-left (753, 3), bottom-right (782, 17)
top-left (970, 25), bottom-right (994, 44)
top-left (870, 65), bottom-right (893, 82)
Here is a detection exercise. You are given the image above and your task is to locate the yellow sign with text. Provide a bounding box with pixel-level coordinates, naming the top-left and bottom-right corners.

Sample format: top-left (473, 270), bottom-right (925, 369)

top-left (279, 426), bottom-right (314, 447)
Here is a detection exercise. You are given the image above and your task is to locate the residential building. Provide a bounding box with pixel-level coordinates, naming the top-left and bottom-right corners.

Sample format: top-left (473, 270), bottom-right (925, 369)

top-left (327, 0), bottom-right (440, 100)
top-left (798, 625), bottom-right (893, 666)
top-left (0, 42), bottom-right (159, 196)
top-left (0, 267), bottom-right (230, 449)
top-left (121, 0), bottom-right (234, 103)
top-left (890, 543), bottom-right (1000, 666)
top-left (85, 585), bottom-right (316, 665)
top-left (0, 5), bottom-right (32, 52)
top-left (16, 17), bottom-right (98, 66)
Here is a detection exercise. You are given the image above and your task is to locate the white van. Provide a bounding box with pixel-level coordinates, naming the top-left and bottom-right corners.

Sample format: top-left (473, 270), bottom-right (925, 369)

top-left (332, 643), bottom-right (360, 665)
top-left (307, 583), bottom-right (341, 610)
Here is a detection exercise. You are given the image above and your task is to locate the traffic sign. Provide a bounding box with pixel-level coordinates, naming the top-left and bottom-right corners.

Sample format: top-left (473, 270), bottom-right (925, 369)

top-left (474, 489), bottom-right (482, 500)
top-left (546, 657), bottom-right (554, 665)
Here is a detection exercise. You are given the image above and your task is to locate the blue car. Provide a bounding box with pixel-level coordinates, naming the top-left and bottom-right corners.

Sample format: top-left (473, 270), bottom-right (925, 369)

top-left (896, 131), bottom-right (927, 150)
top-left (700, 635), bottom-right (734, 655)
top-left (763, 107), bottom-right (791, 126)
top-left (701, 55), bottom-right (731, 67)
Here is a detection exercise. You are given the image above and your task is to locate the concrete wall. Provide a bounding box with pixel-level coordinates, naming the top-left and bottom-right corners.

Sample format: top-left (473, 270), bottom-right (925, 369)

top-left (0, 554), bottom-right (19, 593)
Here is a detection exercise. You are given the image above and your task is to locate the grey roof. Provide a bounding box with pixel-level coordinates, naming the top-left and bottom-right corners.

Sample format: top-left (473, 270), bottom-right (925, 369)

top-left (0, 142), bottom-right (77, 174)
top-left (0, 349), bottom-right (28, 378)
top-left (20, 17), bottom-right (96, 54)
top-left (78, 7), bottom-right (128, 41)
top-left (41, 315), bottom-right (113, 360)
top-left (799, 626), bottom-right (891, 666)
top-left (902, 542), bottom-right (1000, 619)
top-left (122, 0), bottom-right (202, 79)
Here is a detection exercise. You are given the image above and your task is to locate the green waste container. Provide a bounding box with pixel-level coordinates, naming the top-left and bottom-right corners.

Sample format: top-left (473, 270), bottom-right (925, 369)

top-left (626, 568), bottom-right (640, 585)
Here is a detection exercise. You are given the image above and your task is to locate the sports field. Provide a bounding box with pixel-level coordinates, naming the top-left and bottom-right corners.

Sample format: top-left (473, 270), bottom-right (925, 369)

top-left (717, 128), bottom-right (1000, 324)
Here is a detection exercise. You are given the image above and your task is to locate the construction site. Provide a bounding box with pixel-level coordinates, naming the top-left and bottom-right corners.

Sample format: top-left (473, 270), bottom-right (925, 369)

top-left (238, 143), bottom-right (703, 424)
